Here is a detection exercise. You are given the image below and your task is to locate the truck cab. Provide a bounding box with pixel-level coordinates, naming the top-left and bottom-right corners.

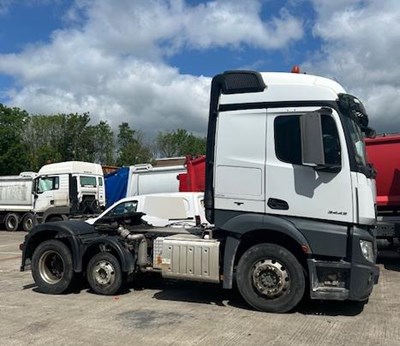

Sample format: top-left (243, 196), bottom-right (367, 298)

top-left (205, 71), bottom-right (378, 308)
top-left (33, 161), bottom-right (105, 223)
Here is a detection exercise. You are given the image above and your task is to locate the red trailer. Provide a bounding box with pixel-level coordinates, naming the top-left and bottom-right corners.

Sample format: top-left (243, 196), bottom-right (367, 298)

top-left (366, 134), bottom-right (400, 242)
top-left (365, 134), bottom-right (400, 210)
top-left (178, 156), bottom-right (205, 192)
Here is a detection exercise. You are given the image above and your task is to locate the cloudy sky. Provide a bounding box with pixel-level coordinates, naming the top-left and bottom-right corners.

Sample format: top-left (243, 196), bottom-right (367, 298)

top-left (0, 0), bottom-right (399, 137)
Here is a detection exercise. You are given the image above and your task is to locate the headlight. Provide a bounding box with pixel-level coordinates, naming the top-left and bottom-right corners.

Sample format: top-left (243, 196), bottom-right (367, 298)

top-left (360, 240), bottom-right (375, 263)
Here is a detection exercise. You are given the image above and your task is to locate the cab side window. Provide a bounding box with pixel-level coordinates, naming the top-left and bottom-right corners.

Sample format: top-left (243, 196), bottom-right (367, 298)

top-left (37, 176), bottom-right (59, 193)
top-left (275, 114), bottom-right (341, 166)
top-left (80, 176), bottom-right (97, 187)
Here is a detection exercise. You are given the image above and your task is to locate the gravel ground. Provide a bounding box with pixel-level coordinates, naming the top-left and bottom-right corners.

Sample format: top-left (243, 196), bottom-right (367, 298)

top-left (0, 231), bottom-right (399, 346)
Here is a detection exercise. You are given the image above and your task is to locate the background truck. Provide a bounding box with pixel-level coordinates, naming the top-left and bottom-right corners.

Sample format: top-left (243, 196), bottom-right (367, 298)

top-left (365, 134), bottom-right (400, 244)
top-left (21, 70), bottom-right (379, 313)
top-left (105, 164), bottom-right (185, 207)
top-left (0, 172), bottom-right (36, 231)
top-left (178, 156), bottom-right (206, 192)
top-left (33, 161), bottom-right (106, 224)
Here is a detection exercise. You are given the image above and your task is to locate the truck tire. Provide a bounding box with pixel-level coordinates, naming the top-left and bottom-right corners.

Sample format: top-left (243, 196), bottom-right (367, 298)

top-left (87, 252), bottom-right (123, 295)
top-left (236, 243), bottom-right (305, 313)
top-left (22, 213), bottom-right (34, 232)
top-left (5, 213), bottom-right (19, 232)
top-left (31, 240), bottom-right (74, 294)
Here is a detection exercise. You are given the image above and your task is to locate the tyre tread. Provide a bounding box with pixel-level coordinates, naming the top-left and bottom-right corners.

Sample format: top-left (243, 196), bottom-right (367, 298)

top-left (236, 243), bottom-right (305, 313)
top-left (31, 239), bottom-right (74, 294)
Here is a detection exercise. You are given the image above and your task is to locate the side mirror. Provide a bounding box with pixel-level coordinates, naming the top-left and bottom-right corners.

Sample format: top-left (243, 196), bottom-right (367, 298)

top-left (300, 112), bottom-right (341, 173)
top-left (32, 178), bottom-right (39, 197)
top-left (300, 112), bottom-right (325, 167)
top-left (364, 126), bottom-right (376, 138)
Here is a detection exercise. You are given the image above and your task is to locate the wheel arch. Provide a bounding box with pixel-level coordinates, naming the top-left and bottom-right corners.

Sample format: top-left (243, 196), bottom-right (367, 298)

top-left (236, 229), bottom-right (309, 269)
top-left (21, 221), bottom-right (94, 273)
top-left (82, 237), bottom-right (136, 274)
top-left (21, 229), bottom-right (81, 271)
top-left (219, 213), bottom-right (312, 289)
top-left (41, 207), bottom-right (70, 223)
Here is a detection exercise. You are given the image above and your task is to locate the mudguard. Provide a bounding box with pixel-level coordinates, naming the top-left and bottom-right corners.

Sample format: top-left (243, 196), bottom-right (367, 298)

top-left (216, 212), bottom-right (312, 289)
top-left (218, 213), bottom-right (311, 248)
top-left (20, 220), bottom-right (135, 273)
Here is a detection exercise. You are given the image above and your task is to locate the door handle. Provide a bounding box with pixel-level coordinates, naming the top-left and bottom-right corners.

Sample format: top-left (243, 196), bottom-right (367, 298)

top-left (267, 198), bottom-right (289, 210)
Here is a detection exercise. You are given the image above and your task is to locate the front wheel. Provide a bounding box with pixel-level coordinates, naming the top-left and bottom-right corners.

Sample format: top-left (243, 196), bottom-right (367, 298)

top-left (31, 240), bottom-right (74, 294)
top-left (236, 243), bottom-right (305, 313)
top-left (87, 252), bottom-right (123, 295)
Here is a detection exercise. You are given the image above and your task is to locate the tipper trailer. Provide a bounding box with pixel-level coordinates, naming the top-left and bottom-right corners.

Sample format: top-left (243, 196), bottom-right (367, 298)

top-left (366, 134), bottom-right (400, 244)
top-left (21, 70), bottom-right (379, 313)
top-left (0, 172), bottom-right (36, 231)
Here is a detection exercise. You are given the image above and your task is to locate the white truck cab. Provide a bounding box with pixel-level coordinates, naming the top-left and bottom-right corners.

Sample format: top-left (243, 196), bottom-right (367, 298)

top-left (33, 161), bottom-right (105, 223)
top-left (210, 72), bottom-right (376, 226)
top-left (204, 70), bottom-right (378, 308)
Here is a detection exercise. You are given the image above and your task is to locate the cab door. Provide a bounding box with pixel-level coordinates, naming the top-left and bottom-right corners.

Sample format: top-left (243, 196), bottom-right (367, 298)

top-left (33, 175), bottom-right (62, 213)
top-left (265, 108), bottom-right (354, 223)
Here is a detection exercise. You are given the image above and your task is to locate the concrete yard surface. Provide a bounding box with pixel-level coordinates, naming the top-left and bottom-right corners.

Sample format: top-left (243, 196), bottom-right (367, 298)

top-left (0, 231), bottom-right (399, 346)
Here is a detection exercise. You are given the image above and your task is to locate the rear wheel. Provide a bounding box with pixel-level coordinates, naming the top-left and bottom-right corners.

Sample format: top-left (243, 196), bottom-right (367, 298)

top-left (87, 252), bottom-right (123, 295)
top-left (22, 213), bottom-right (34, 232)
top-left (236, 243), bottom-right (305, 313)
top-left (5, 213), bottom-right (19, 232)
top-left (31, 240), bottom-right (74, 294)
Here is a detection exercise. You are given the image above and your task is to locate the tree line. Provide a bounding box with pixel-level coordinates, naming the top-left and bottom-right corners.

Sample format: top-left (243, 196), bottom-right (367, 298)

top-left (0, 104), bottom-right (206, 175)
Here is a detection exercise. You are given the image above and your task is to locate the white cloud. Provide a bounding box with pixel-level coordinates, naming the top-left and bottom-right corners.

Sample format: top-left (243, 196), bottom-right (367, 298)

top-left (0, 0), bottom-right (304, 138)
top-left (6, 58), bottom-right (211, 137)
top-left (305, 0), bottom-right (400, 133)
top-left (73, 0), bottom-right (303, 56)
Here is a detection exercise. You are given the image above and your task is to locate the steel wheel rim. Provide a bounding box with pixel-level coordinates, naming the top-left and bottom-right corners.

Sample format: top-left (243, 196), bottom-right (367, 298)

top-left (39, 250), bottom-right (65, 284)
top-left (252, 259), bottom-right (290, 298)
top-left (93, 261), bottom-right (116, 287)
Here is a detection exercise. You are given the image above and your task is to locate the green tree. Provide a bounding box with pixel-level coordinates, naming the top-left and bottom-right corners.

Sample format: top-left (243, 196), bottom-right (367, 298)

top-left (156, 129), bottom-right (206, 157)
top-left (83, 121), bottom-right (116, 165)
top-left (60, 113), bottom-right (92, 161)
top-left (22, 114), bottom-right (65, 170)
top-left (116, 122), bottom-right (152, 166)
top-left (22, 113), bottom-right (117, 169)
top-left (0, 104), bottom-right (30, 174)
